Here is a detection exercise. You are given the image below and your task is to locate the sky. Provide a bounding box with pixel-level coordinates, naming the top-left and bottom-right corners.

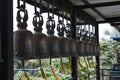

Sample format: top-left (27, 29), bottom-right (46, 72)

top-left (99, 23), bottom-right (114, 40)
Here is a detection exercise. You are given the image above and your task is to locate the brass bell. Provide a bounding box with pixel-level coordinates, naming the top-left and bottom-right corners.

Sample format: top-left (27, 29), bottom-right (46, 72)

top-left (89, 43), bottom-right (93, 55)
top-left (57, 20), bottom-right (70, 57)
top-left (96, 43), bottom-right (100, 56)
top-left (91, 27), bottom-right (96, 55)
top-left (46, 16), bottom-right (60, 58)
top-left (76, 28), bottom-right (84, 56)
top-left (83, 30), bottom-right (89, 55)
top-left (92, 34), bottom-right (99, 55)
top-left (33, 14), bottom-right (49, 59)
top-left (92, 42), bottom-right (97, 55)
top-left (14, 9), bottom-right (33, 60)
top-left (65, 23), bottom-right (77, 57)
top-left (89, 32), bottom-right (94, 55)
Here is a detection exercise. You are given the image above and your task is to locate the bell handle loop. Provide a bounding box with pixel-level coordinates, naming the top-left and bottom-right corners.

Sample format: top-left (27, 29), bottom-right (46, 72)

top-left (33, 15), bottom-right (43, 27)
top-left (57, 20), bottom-right (65, 36)
top-left (16, 0), bottom-right (28, 29)
top-left (17, 9), bottom-right (28, 23)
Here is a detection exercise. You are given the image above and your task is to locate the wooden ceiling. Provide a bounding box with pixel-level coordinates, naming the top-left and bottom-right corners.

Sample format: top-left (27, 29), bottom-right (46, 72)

top-left (70, 0), bottom-right (120, 31)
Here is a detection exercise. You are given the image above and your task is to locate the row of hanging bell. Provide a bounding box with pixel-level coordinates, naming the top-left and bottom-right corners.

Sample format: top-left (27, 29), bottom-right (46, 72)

top-left (14, 11), bottom-right (78, 60)
top-left (89, 26), bottom-right (100, 56)
top-left (14, 11), bottom-right (100, 60)
top-left (14, 1), bottom-right (100, 60)
top-left (76, 25), bottom-right (100, 56)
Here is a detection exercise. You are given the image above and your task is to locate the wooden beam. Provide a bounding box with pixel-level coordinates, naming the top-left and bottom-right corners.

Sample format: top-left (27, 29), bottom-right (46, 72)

top-left (25, 0), bottom-right (72, 21)
top-left (111, 23), bottom-right (120, 26)
top-left (0, 0), bottom-right (13, 80)
top-left (97, 17), bottom-right (120, 24)
top-left (76, 9), bottom-right (96, 25)
top-left (106, 17), bottom-right (120, 22)
top-left (80, 0), bottom-right (106, 19)
top-left (76, 1), bottom-right (120, 9)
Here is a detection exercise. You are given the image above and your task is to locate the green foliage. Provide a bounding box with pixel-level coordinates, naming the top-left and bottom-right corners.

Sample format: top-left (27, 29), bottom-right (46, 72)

top-left (100, 40), bottom-right (120, 68)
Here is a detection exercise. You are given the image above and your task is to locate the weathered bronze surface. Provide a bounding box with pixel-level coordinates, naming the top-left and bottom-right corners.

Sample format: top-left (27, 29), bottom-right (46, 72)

top-left (57, 20), bottom-right (70, 57)
top-left (14, 29), bottom-right (33, 59)
top-left (14, 8), bottom-right (33, 60)
top-left (33, 14), bottom-right (49, 59)
top-left (46, 16), bottom-right (60, 58)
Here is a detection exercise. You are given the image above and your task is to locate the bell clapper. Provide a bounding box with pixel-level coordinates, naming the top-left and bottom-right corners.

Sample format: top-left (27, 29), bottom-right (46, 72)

top-left (60, 58), bottom-right (66, 74)
top-left (50, 58), bottom-right (59, 80)
top-left (39, 59), bottom-right (47, 80)
top-left (22, 60), bottom-right (30, 80)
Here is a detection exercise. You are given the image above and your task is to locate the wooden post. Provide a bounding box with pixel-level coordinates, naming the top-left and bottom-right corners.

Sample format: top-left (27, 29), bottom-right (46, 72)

top-left (71, 9), bottom-right (78, 80)
top-left (0, 0), bottom-right (13, 80)
top-left (95, 23), bottom-right (100, 80)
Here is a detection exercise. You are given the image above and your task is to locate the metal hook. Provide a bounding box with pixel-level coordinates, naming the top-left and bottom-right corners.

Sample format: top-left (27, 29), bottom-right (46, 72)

top-left (66, 12), bottom-right (69, 24)
top-left (62, 0), bottom-right (64, 22)
top-left (34, 0), bottom-right (43, 15)
top-left (17, 0), bottom-right (26, 9)
top-left (52, 0), bottom-right (54, 18)
top-left (47, 0), bottom-right (54, 18)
